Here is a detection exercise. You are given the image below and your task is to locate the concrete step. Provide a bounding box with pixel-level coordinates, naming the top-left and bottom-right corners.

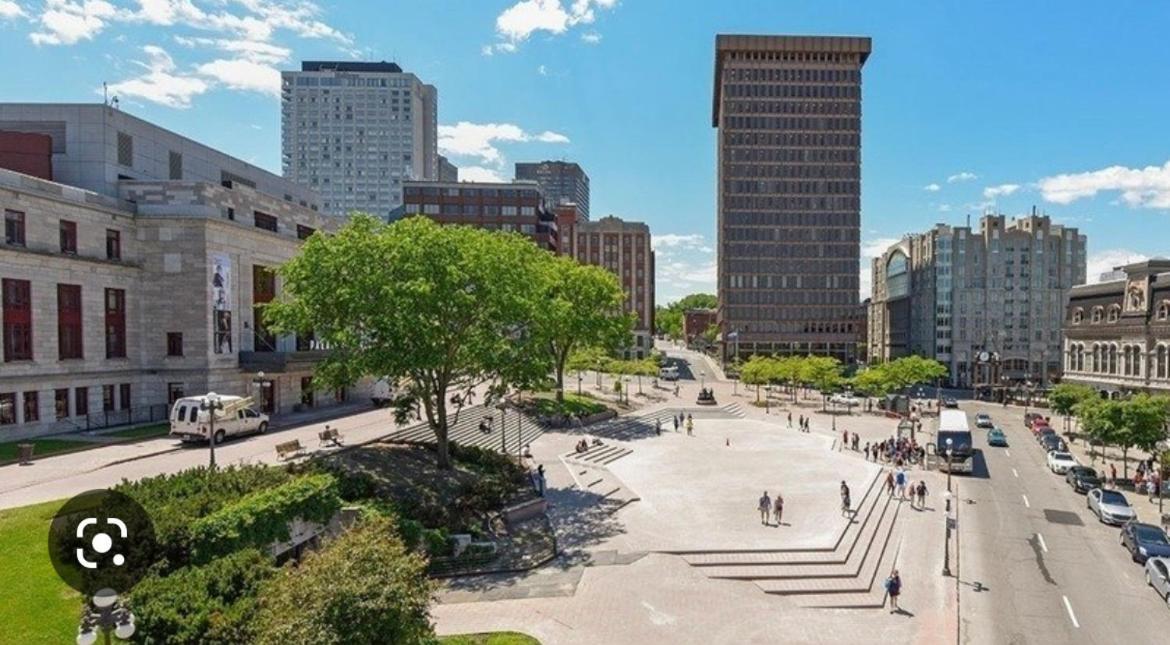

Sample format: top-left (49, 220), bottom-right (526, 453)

top-left (797, 525), bottom-right (905, 609)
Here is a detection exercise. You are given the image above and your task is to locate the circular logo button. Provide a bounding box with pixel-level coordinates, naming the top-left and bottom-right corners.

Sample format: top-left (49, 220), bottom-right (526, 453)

top-left (48, 489), bottom-right (157, 596)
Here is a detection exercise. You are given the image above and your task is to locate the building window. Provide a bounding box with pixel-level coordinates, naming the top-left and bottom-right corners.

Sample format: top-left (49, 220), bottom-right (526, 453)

top-left (105, 288), bottom-right (126, 359)
top-left (103, 385), bottom-right (115, 412)
top-left (168, 150), bottom-right (183, 180)
top-left (60, 220), bottom-right (78, 254)
top-left (1107, 305), bottom-right (1120, 323)
top-left (1071, 308), bottom-right (1083, 325)
top-left (167, 383), bottom-right (184, 405)
top-left (57, 284), bottom-right (83, 359)
top-left (75, 387), bottom-right (88, 417)
top-left (1091, 307), bottom-right (1103, 324)
top-left (116, 131), bottom-right (134, 166)
top-left (254, 211), bottom-right (278, 232)
top-left (120, 384), bottom-right (131, 410)
top-left (4, 210), bottom-right (25, 246)
top-left (23, 391), bottom-right (38, 423)
top-left (106, 229), bottom-right (121, 260)
top-left (1158, 301), bottom-right (1170, 321)
top-left (0, 392), bottom-right (14, 425)
top-left (3, 278), bottom-right (32, 361)
top-left (296, 225), bottom-right (316, 240)
top-left (55, 388), bottom-right (69, 419)
top-left (166, 332), bottom-right (183, 356)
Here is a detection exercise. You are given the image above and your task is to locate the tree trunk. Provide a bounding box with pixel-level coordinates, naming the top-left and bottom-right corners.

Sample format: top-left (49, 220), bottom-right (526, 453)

top-left (756, 384), bottom-right (761, 403)
top-left (555, 349), bottom-right (567, 403)
top-left (430, 385), bottom-right (452, 469)
top-left (1122, 445), bottom-right (1129, 480)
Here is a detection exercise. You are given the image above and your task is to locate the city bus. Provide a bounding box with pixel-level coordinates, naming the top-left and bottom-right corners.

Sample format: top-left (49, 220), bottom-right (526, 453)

top-left (936, 409), bottom-right (975, 474)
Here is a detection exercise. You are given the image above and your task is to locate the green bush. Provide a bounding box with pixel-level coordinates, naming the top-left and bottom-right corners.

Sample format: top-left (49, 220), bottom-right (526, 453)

top-left (190, 474), bottom-right (341, 563)
top-left (254, 516), bottom-right (436, 645)
top-left (422, 527), bottom-right (451, 558)
top-left (128, 549), bottom-right (276, 645)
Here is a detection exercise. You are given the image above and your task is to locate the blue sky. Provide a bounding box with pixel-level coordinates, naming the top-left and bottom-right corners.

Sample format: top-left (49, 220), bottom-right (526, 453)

top-left (2, 1), bottom-right (1169, 304)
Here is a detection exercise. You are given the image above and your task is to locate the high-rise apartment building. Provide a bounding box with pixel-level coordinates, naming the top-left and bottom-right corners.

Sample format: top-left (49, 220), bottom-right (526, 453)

top-left (515, 161), bottom-right (590, 221)
top-left (281, 61), bottom-right (438, 220)
top-left (563, 216), bottom-right (655, 357)
top-left (438, 155), bottom-right (458, 182)
top-left (868, 214), bottom-right (1087, 392)
top-left (713, 35), bottom-right (871, 363)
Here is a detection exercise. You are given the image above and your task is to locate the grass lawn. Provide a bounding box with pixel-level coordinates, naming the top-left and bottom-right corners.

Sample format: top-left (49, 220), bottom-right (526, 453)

top-left (0, 438), bottom-right (93, 463)
top-left (526, 392), bottom-right (609, 418)
top-left (0, 499), bottom-right (80, 644)
top-left (440, 633), bottom-right (540, 645)
top-left (104, 422), bottom-right (171, 440)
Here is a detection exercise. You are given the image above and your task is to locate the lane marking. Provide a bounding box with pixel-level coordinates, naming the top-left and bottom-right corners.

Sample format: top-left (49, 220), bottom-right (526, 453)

top-left (1062, 595), bottom-right (1080, 628)
top-left (1037, 533), bottom-right (1048, 553)
top-left (1012, 468), bottom-right (1019, 478)
top-left (1005, 449), bottom-right (1011, 457)
top-left (1022, 494), bottom-right (1031, 508)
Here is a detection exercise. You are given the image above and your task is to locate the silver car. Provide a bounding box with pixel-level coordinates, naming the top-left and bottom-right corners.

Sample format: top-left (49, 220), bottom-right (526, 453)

top-left (1087, 488), bottom-right (1138, 525)
top-left (1146, 557), bottom-right (1170, 608)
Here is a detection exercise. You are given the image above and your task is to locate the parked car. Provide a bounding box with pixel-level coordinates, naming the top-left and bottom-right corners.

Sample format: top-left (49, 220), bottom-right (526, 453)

top-left (1036, 427), bottom-right (1057, 443)
top-left (1047, 451), bottom-right (1078, 474)
top-left (1031, 418), bottom-right (1052, 436)
top-left (658, 365), bottom-right (680, 381)
top-left (1122, 521), bottom-right (1170, 563)
top-left (1065, 466), bottom-right (1102, 494)
top-left (975, 413), bottom-right (994, 429)
top-left (1024, 411), bottom-right (1044, 428)
top-left (1040, 434), bottom-right (1064, 453)
top-left (829, 393), bottom-right (862, 407)
top-left (169, 395), bottom-right (269, 444)
top-left (986, 427), bottom-right (1008, 447)
top-left (1146, 557), bottom-right (1170, 607)
top-left (943, 397), bottom-right (959, 408)
top-left (1088, 488), bottom-right (1138, 525)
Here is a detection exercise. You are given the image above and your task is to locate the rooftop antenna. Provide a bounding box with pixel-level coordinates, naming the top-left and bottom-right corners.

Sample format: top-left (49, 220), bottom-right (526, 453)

top-left (103, 82), bottom-right (108, 106)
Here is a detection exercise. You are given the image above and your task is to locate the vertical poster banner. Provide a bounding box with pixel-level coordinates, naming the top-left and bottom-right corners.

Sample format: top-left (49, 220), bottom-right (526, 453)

top-left (210, 253), bottom-right (233, 354)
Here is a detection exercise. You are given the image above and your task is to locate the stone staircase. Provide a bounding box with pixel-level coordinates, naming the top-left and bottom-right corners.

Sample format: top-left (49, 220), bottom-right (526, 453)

top-left (562, 443), bottom-right (634, 467)
top-left (386, 404), bottom-right (544, 455)
top-left (662, 469), bottom-right (906, 609)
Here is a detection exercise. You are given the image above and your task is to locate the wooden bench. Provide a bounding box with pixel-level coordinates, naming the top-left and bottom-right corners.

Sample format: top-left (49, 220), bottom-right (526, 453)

top-left (275, 440), bottom-right (305, 460)
top-left (318, 427), bottom-right (344, 447)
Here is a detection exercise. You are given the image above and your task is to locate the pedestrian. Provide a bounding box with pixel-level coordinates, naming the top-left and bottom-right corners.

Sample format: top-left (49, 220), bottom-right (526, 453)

top-left (536, 464), bottom-right (546, 496)
top-left (885, 569), bottom-right (902, 612)
top-left (917, 481), bottom-right (928, 509)
top-left (885, 471), bottom-right (895, 496)
top-left (774, 494), bottom-right (784, 526)
top-left (841, 429), bottom-right (849, 451)
top-left (787, 411), bottom-right (793, 429)
top-left (799, 414), bottom-right (805, 430)
top-left (840, 480), bottom-right (852, 516)
top-left (1149, 476), bottom-right (1159, 503)
top-left (1110, 463), bottom-right (1118, 488)
top-left (853, 433), bottom-right (860, 451)
top-left (759, 491), bottom-right (772, 525)
top-left (674, 383), bottom-right (680, 397)
top-left (895, 467), bottom-right (908, 500)
top-left (686, 416), bottom-right (694, 436)
top-left (655, 418), bottom-right (662, 436)
top-left (863, 442), bottom-right (870, 461)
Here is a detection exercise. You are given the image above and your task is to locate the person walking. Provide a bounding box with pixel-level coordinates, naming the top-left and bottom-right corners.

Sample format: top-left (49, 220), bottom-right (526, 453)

top-left (840, 480), bottom-right (852, 516)
top-left (917, 480), bottom-right (928, 509)
top-left (1109, 463), bottom-right (1118, 488)
top-left (885, 471), bottom-right (896, 496)
top-left (885, 569), bottom-right (902, 612)
top-left (758, 491), bottom-right (772, 525)
top-left (841, 429), bottom-right (849, 451)
top-left (673, 415), bottom-right (680, 432)
top-left (894, 467), bottom-right (908, 500)
top-left (655, 418), bottom-right (662, 436)
top-left (787, 411), bottom-right (793, 429)
top-left (773, 494), bottom-right (784, 526)
top-left (686, 415), bottom-right (694, 436)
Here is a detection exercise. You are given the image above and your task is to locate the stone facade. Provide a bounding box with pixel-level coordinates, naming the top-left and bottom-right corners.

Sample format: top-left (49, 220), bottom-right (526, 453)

top-left (868, 214), bottom-right (1086, 390)
top-left (1062, 259), bottom-right (1170, 397)
top-left (683, 308), bottom-right (717, 348)
top-left (0, 168), bottom-right (371, 441)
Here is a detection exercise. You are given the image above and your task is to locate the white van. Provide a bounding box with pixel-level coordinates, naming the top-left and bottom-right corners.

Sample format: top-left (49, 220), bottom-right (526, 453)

top-left (371, 378), bottom-right (407, 407)
top-left (659, 365), bottom-right (680, 381)
top-left (169, 395), bottom-right (269, 444)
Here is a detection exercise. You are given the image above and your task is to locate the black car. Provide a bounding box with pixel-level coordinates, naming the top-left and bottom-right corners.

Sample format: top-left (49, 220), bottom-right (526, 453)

top-left (1065, 466), bottom-right (1101, 494)
top-left (1121, 521), bottom-right (1170, 563)
top-left (1040, 434), bottom-right (1064, 452)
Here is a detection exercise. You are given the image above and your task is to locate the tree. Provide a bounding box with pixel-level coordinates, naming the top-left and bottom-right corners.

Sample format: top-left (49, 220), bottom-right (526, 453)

top-left (265, 215), bottom-right (548, 468)
top-left (1121, 394), bottom-right (1170, 478)
top-left (884, 355), bottom-right (949, 393)
top-left (1076, 397), bottom-right (1124, 466)
top-left (800, 356), bottom-right (844, 410)
top-left (700, 323), bottom-right (719, 348)
top-left (1048, 383), bottom-right (1097, 432)
top-left (255, 516), bottom-right (435, 645)
top-left (851, 367), bottom-right (895, 398)
top-left (740, 355), bottom-right (776, 402)
top-left (655, 293), bottom-right (717, 340)
top-left (533, 256), bottom-right (632, 403)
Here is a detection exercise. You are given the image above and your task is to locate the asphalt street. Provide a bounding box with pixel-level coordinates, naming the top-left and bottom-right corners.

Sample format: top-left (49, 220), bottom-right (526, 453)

top-left (957, 400), bottom-right (1170, 644)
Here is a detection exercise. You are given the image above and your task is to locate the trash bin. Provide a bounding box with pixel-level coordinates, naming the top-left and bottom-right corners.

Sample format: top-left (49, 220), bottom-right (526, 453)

top-left (17, 443), bottom-right (34, 464)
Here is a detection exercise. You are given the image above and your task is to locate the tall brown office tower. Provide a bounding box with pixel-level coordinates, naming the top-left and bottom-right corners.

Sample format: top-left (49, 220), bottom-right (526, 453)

top-left (713, 34), bottom-right (871, 363)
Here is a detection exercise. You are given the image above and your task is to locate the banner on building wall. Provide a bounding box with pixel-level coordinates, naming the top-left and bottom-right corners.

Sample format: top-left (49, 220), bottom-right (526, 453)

top-left (210, 253), bottom-right (233, 354)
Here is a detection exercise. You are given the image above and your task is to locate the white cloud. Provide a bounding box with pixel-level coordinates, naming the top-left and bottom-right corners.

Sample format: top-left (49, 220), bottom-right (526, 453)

top-left (923, 183), bottom-right (940, 192)
top-left (859, 237), bottom-right (900, 299)
top-left (196, 57), bottom-right (281, 96)
top-left (0, 1), bottom-right (25, 19)
top-left (1037, 160), bottom-right (1170, 209)
top-left (983, 183), bottom-right (1020, 199)
top-left (31, 0), bottom-right (120, 45)
top-left (938, 203), bottom-right (952, 212)
top-left (437, 121), bottom-right (570, 177)
top-left (581, 30), bottom-right (601, 44)
top-left (1086, 249), bottom-right (1149, 284)
top-left (652, 233), bottom-right (706, 250)
top-left (537, 64), bottom-right (547, 75)
top-left (947, 172), bottom-right (978, 184)
top-left (653, 232), bottom-right (716, 303)
top-left (486, 0), bottom-right (617, 53)
top-left (535, 130), bottom-right (569, 143)
top-left (458, 166), bottom-right (508, 183)
top-left (106, 44), bottom-right (209, 108)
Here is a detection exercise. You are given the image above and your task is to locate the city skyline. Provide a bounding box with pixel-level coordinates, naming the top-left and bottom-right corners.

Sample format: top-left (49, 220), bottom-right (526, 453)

top-left (1, 1), bottom-right (1169, 302)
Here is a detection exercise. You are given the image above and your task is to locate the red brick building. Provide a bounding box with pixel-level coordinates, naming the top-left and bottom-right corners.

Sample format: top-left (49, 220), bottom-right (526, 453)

top-left (684, 308), bottom-right (717, 347)
top-left (0, 131), bottom-right (52, 181)
top-left (401, 180), bottom-right (560, 252)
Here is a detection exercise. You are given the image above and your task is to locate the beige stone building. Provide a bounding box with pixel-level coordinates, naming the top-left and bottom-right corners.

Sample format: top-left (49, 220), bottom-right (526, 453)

top-left (868, 214), bottom-right (1086, 392)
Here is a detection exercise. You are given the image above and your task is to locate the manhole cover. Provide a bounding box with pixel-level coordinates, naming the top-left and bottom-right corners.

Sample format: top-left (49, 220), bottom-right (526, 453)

top-left (1043, 509), bottom-right (1084, 526)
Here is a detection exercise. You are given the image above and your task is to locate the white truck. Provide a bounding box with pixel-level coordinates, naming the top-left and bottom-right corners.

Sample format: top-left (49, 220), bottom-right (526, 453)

top-left (169, 395), bottom-right (268, 444)
top-left (371, 378), bottom-right (409, 407)
top-left (658, 366), bottom-right (680, 381)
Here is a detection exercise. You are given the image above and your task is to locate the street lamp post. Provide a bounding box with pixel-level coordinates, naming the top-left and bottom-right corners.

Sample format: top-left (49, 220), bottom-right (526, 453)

top-left (945, 439), bottom-right (954, 493)
top-left (577, 372), bottom-right (583, 396)
top-left (699, 369), bottom-right (706, 391)
top-left (497, 402), bottom-right (507, 454)
top-left (200, 392), bottom-right (223, 470)
top-left (942, 491), bottom-right (954, 577)
top-left (77, 589), bottom-right (135, 645)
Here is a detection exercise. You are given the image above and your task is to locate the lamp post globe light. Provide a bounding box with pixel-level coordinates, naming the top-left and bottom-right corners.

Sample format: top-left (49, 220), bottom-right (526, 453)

top-left (200, 392), bottom-right (224, 469)
top-left (77, 588), bottom-right (135, 645)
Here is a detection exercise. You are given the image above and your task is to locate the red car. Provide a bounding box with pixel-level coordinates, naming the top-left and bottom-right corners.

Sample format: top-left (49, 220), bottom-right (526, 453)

top-left (1030, 418), bottom-right (1052, 436)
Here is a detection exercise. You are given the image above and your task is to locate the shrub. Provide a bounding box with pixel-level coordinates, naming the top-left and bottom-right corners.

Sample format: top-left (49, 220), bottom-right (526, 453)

top-left (128, 548), bottom-right (276, 645)
top-left (189, 474), bottom-right (341, 563)
top-left (254, 515), bottom-right (437, 645)
top-left (422, 527), bottom-right (451, 558)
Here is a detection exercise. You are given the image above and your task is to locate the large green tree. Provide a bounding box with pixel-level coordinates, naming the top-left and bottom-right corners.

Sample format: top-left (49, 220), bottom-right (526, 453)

top-left (1048, 383), bottom-right (1097, 432)
top-left (800, 355), bottom-right (845, 410)
top-left (1076, 397), bottom-right (1124, 465)
top-left (265, 215), bottom-right (547, 468)
top-left (534, 256), bottom-right (632, 402)
top-left (1120, 394), bottom-right (1170, 477)
top-left (655, 293), bottom-right (717, 340)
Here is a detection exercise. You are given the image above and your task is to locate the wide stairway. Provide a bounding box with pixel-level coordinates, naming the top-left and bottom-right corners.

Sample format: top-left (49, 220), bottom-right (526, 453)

top-left (386, 403), bottom-right (544, 455)
top-left (579, 403), bottom-right (745, 441)
top-left (660, 469), bottom-right (905, 609)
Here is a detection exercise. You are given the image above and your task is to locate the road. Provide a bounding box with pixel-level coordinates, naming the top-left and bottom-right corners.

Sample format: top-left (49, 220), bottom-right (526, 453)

top-left (958, 400), bottom-right (1170, 644)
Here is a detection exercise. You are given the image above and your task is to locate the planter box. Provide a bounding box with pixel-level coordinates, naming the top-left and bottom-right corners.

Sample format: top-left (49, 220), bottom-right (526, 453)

top-left (502, 497), bottom-right (548, 525)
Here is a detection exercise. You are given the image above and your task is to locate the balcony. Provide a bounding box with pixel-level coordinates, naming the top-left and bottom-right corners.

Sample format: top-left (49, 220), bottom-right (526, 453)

top-left (239, 350), bottom-right (331, 373)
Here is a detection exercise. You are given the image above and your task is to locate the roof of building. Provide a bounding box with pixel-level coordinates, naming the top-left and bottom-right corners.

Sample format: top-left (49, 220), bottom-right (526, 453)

top-left (300, 61), bottom-right (403, 73)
